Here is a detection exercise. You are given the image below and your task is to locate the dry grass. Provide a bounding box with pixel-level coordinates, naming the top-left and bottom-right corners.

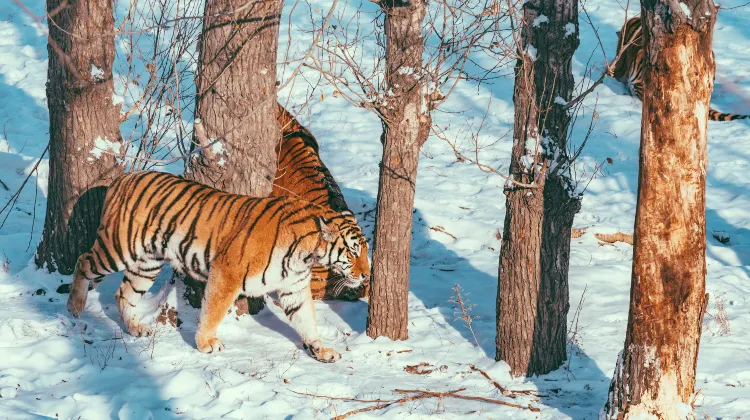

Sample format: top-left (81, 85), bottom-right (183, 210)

top-left (450, 284), bottom-right (480, 349)
top-left (706, 295), bottom-right (731, 336)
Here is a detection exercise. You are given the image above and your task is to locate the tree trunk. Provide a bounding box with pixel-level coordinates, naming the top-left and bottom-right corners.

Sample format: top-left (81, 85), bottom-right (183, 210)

top-left (36, 0), bottom-right (123, 274)
top-left (366, 1), bottom-right (431, 341)
top-left (496, 0), bottom-right (580, 376)
top-left (183, 0), bottom-right (283, 315)
top-left (602, 2), bottom-right (714, 418)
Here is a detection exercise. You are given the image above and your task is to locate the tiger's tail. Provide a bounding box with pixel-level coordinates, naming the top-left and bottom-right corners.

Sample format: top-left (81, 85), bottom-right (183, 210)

top-left (709, 109), bottom-right (750, 121)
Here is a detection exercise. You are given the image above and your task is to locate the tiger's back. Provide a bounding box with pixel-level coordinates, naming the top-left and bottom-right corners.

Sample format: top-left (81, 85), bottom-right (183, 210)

top-left (614, 16), bottom-right (749, 121)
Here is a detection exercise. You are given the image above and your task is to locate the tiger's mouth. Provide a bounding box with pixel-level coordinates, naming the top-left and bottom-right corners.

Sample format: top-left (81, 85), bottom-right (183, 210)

top-left (328, 271), bottom-right (367, 296)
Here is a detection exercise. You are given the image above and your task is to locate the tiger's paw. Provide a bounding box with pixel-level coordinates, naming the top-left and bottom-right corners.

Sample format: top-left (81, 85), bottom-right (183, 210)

top-left (304, 340), bottom-right (341, 363)
top-left (196, 335), bottom-right (225, 354)
top-left (67, 292), bottom-right (87, 317)
top-left (124, 320), bottom-right (153, 338)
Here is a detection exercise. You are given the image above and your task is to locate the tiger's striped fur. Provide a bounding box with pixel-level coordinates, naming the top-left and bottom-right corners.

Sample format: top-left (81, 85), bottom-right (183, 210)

top-left (614, 16), bottom-right (750, 121)
top-left (274, 104), bottom-right (369, 300)
top-left (66, 171), bottom-right (369, 362)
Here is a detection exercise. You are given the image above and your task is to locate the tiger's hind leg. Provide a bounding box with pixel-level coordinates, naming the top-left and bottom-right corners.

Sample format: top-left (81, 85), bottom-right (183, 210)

top-left (115, 261), bottom-right (162, 337)
top-left (279, 284), bottom-right (341, 363)
top-left (67, 241), bottom-right (123, 317)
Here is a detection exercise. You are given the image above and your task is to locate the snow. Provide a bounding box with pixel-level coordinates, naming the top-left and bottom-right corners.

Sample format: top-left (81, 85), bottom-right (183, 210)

top-left (398, 66), bottom-right (416, 75)
top-left (90, 64), bottom-right (104, 82)
top-left (565, 23), bottom-right (576, 37)
top-left (211, 139), bottom-right (224, 155)
top-left (680, 2), bottom-right (692, 19)
top-left (533, 15), bottom-right (549, 27)
top-left (87, 136), bottom-right (121, 161)
top-left (526, 44), bottom-right (538, 60)
top-left (1, 0), bottom-right (750, 419)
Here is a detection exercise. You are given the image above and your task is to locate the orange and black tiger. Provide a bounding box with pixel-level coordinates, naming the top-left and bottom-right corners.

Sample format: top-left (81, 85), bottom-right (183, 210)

top-left (614, 16), bottom-right (750, 121)
top-left (67, 171), bottom-right (369, 362)
top-left (273, 104), bottom-right (369, 300)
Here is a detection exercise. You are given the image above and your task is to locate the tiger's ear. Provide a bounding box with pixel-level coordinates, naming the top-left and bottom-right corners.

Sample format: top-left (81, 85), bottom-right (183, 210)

top-left (340, 210), bottom-right (353, 217)
top-left (318, 217), bottom-right (337, 242)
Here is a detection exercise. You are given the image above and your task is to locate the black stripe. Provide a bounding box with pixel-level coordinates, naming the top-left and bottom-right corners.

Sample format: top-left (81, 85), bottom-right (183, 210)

top-left (284, 302), bottom-right (303, 317)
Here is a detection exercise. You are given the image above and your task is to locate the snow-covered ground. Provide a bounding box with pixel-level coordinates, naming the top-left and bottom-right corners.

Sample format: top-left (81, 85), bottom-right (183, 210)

top-left (1, 0), bottom-right (749, 418)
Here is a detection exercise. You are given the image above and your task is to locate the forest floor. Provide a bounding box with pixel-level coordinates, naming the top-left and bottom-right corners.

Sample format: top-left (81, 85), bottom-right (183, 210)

top-left (1, 0), bottom-right (749, 418)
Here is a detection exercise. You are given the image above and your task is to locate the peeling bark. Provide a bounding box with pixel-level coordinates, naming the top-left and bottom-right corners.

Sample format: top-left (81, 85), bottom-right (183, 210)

top-left (602, 1), bottom-right (714, 418)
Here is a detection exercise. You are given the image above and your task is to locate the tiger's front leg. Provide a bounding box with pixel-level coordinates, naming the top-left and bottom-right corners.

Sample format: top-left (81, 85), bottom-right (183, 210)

top-left (279, 284), bottom-right (341, 363)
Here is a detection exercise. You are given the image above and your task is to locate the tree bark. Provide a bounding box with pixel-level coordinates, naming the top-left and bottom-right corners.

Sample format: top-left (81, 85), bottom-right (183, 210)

top-left (366, 1), bottom-right (431, 341)
top-left (496, 0), bottom-right (580, 376)
top-left (602, 2), bottom-right (714, 418)
top-left (36, 0), bottom-right (123, 274)
top-left (183, 0), bottom-right (283, 315)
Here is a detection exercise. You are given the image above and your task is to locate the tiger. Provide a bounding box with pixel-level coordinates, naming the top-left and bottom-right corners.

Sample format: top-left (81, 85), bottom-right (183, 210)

top-left (273, 104), bottom-right (370, 300)
top-left (614, 16), bottom-right (750, 121)
top-left (66, 171), bottom-right (370, 362)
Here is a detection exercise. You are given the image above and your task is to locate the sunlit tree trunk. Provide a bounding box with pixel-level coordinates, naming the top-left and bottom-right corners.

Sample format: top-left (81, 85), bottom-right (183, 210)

top-left (496, 0), bottom-right (581, 376)
top-left (602, 1), bottom-right (715, 418)
top-left (36, 0), bottom-right (123, 273)
top-left (366, 0), bottom-right (431, 341)
top-left (183, 0), bottom-right (283, 315)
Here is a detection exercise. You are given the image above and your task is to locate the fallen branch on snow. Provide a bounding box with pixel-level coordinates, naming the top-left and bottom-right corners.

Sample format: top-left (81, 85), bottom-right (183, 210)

top-left (594, 232), bottom-right (633, 245)
top-left (469, 364), bottom-right (544, 398)
top-left (293, 386), bottom-right (540, 419)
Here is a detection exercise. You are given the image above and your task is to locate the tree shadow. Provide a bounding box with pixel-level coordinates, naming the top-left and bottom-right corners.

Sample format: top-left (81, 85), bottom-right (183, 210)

top-left (0, 161), bottom-right (172, 419)
top-left (330, 186), bottom-right (609, 418)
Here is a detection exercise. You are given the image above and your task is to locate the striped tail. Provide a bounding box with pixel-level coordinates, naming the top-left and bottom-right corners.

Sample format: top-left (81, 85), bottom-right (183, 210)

top-left (709, 108), bottom-right (750, 121)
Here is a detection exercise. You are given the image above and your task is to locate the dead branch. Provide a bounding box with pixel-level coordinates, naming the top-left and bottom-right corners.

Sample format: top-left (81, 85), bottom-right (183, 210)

top-left (289, 389), bottom-right (390, 403)
top-left (468, 364), bottom-right (542, 398)
top-left (594, 232), bottom-right (633, 245)
top-left (394, 388), bottom-right (537, 411)
top-left (429, 225), bottom-right (457, 240)
top-left (571, 227), bottom-right (587, 238)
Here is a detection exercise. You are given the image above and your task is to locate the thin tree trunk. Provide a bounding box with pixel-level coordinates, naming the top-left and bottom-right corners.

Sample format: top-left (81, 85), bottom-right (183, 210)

top-left (496, 0), bottom-right (580, 376)
top-left (366, 1), bottom-right (431, 341)
top-left (36, 0), bottom-right (123, 274)
top-left (602, 2), bottom-right (714, 418)
top-left (183, 0), bottom-right (283, 315)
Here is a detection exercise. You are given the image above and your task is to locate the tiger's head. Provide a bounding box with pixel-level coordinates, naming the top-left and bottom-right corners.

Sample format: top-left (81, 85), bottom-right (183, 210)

top-left (317, 211), bottom-right (370, 290)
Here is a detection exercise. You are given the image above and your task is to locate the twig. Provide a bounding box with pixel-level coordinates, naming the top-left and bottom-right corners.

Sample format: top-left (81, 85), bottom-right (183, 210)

top-left (289, 389), bottom-right (390, 403)
top-left (332, 388), bottom-right (466, 420)
top-left (469, 365), bottom-right (543, 398)
top-left (429, 225), bottom-right (457, 240)
top-left (394, 388), bottom-right (536, 411)
top-left (469, 365), bottom-right (513, 396)
top-left (330, 386), bottom-right (539, 419)
top-left (0, 143), bottom-right (49, 230)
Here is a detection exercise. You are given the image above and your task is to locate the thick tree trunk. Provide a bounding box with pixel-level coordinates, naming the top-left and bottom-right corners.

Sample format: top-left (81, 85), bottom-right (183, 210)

top-left (183, 0), bottom-right (283, 315)
top-left (366, 1), bottom-right (430, 341)
top-left (36, 0), bottom-right (123, 274)
top-left (496, 0), bottom-right (580, 376)
top-left (602, 2), bottom-right (714, 418)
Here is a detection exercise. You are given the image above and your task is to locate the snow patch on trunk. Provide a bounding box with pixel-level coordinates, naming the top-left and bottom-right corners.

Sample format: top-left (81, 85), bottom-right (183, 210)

top-left (88, 136), bottom-right (121, 162)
